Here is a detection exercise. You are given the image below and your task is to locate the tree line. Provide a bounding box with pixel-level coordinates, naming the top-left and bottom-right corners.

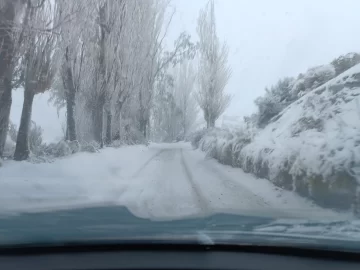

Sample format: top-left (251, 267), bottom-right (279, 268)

top-left (0, 0), bottom-right (231, 161)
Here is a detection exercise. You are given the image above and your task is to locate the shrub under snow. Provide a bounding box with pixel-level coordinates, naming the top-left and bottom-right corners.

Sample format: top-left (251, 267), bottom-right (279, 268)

top-left (253, 53), bottom-right (360, 129)
top-left (192, 128), bottom-right (253, 166)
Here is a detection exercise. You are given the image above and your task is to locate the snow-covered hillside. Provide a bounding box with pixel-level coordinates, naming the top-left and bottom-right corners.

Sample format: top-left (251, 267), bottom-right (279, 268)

top-left (194, 64), bottom-right (360, 211)
top-left (242, 63), bottom-right (360, 208)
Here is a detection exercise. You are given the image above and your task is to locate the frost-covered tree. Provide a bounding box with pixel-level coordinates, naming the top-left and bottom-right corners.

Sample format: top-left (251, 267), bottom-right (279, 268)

top-left (151, 72), bottom-right (178, 142)
top-left (51, 0), bottom-right (87, 142)
top-left (151, 61), bottom-right (198, 142)
top-left (52, 0), bottom-right (125, 146)
top-left (14, 0), bottom-right (57, 161)
top-left (0, 0), bottom-right (27, 157)
top-left (85, 0), bottom-right (113, 147)
top-left (130, 0), bottom-right (196, 140)
top-left (196, 0), bottom-right (231, 129)
top-left (5, 0), bottom-right (197, 151)
top-left (150, 44), bottom-right (197, 142)
top-left (174, 61), bottom-right (198, 136)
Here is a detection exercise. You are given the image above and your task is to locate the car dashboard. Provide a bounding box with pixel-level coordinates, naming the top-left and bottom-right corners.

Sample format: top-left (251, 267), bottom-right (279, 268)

top-left (0, 243), bottom-right (359, 270)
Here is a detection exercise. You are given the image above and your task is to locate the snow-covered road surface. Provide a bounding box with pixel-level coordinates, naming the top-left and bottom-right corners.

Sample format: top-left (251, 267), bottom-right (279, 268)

top-left (0, 143), bottom-right (349, 220)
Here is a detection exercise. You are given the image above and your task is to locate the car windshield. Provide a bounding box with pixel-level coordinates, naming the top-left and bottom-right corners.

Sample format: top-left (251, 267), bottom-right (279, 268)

top-left (0, 0), bottom-right (359, 250)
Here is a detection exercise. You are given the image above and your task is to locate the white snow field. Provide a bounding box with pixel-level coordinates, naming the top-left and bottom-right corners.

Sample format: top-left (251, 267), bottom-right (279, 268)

top-left (0, 143), bottom-right (348, 221)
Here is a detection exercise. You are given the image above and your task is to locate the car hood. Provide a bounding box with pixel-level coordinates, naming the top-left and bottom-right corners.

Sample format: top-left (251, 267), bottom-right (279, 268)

top-left (0, 206), bottom-right (359, 251)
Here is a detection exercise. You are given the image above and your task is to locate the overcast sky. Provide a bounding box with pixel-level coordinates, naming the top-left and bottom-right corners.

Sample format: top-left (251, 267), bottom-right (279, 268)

top-left (167, 0), bottom-right (360, 117)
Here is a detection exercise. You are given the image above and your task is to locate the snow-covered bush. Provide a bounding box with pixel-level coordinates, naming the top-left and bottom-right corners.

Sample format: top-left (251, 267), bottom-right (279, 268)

top-left (28, 121), bottom-right (43, 154)
top-left (80, 141), bottom-right (101, 153)
top-left (255, 66), bottom-right (336, 129)
top-left (255, 78), bottom-right (294, 128)
top-left (189, 128), bottom-right (207, 148)
top-left (331, 52), bottom-right (360, 76)
top-left (5, 121), bottom-right (45, 158)
top-left (198, 129), bottom-right (224, 159)
top-left (41, 140), bottom-right (72, 157)
top-left (3, 135), bottom-right (16, 158)
top-left (110, 140), bottom-right (125, 148)
top-left (254, 53), bottom-right (360, 129)
top-left (8, 122), bottom-right (17, 142)
top-left (67, 140), bottom-right (81, 154)
top-left (121, 125), bottom-right (147, 145)
top-left (195, 128), bottom-right (252, 167)
top-left (295, 65), bottom-right (336, 96)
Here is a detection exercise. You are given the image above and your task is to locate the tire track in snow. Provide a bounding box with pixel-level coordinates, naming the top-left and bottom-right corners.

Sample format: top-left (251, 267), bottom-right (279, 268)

top-left (131, 149), bottom-right (166, 178)
top-left (180, 149), bottom-right (210, 214)
top-left (196, 158), bottom-right (291, 217)
top-left (199, 159), bottom-right (270, 208)
top-left (115, 149), bottom-right (167, 202)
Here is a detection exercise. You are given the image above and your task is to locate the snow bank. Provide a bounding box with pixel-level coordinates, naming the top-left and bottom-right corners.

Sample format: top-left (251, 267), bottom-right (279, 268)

top-left (191, 128), bottom-right (252, 168)
top-left (193, 64), bottom-right (360, 211)
top-left (0, 145), bottom-right (153, 213)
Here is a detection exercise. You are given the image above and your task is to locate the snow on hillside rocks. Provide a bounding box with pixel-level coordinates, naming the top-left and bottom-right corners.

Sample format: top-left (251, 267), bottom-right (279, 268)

top-left (242, 64), bottom-right (360, 199)
top-left (289, 64), bottom-right (336, 99)
top-left (194, 64), bottom-right (360, 211)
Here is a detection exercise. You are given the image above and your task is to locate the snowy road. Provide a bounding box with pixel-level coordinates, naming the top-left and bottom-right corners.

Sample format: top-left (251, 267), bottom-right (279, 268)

top-left (0, 143), bottom-right (347, 220)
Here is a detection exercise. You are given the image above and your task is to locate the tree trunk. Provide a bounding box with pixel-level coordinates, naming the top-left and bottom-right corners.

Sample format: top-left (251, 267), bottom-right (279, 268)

top-left (14, 89), bottom-right (35, 161)
top-left (209, 117), bottom-right (215, 128)
top-left (95, 3), bottom-right (106, 149)
top-left (116, 114), bottom-right (121, 140)
top-left (112, 111), bottom-right (121, 141)
top-left (138, 119), bottom-right (146, 140)
top-left (143, 122), bottom-right (147, 139)
top-left (0, 1), bottom-right (16, 157)
top-left (63, 47), bottom-right (77, 142)
top-left (0, 79), bottom-right (12, 157)
top-left (105, 110), bottom-right (112, 145)
top-left (65, 124), bottom-right (69, 141)
top-left (205, 109), bottom-right (215, 129)
top-left (138, 90), bottom-right (149, 141)
top-left (65, 90), bottom-right (76, 142)
top-left (92, 105), bottom-right (104, 147)
top-left (182, 114), bottom-right (187, 137)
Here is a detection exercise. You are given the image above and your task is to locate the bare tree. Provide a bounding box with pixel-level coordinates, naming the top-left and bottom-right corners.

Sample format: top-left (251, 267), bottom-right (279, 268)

top-left (50, 0), bottom-right (195, 145)
top-left (174, 61), bottom-right (198, 136)
top-left (150, 60), bottom-right (198, 142)
top-left (76, 0), bottom-right (126, 147)
top-left (104, 0), bottom-right (127, 145)
top-left (0, 0), bottom-right (27, 157)
top-left (53, 0), bottom-right (85, 142)
top-left (14, 1), bottom-right (56, 161)
top-left (196, 0), bottom-right (231, 128)
top-left (129, 0), bottom-right (196, 140)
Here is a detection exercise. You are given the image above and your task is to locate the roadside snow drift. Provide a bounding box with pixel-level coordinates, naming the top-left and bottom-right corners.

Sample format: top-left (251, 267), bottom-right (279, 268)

top-left (0, 145), bottom-right (153, 213)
